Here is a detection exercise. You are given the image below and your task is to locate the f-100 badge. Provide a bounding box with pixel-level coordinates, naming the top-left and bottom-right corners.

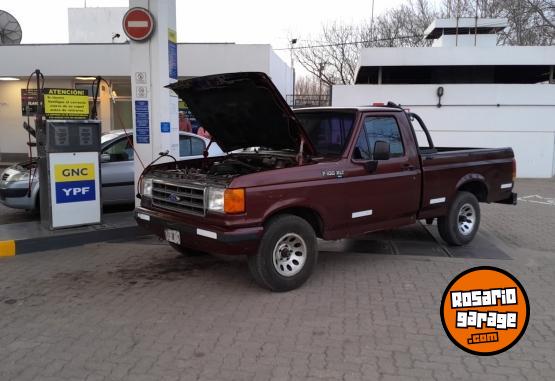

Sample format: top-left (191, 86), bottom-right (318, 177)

top-left (321, 169), bottom-right (344, 178)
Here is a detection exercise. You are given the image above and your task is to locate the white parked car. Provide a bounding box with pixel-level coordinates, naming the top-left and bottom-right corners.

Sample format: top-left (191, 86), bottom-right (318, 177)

top-left (0, 130), bottom-right (224, 211)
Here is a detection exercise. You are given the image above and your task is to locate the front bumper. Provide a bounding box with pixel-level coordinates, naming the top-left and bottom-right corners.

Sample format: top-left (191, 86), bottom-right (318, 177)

top-left (135, 207), bottom-right (263, 255)
top-left (0, 187), bottom-right (35, 209)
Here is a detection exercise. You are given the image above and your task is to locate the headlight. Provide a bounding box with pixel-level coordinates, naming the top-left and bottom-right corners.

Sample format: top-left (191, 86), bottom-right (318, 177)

top-left (208, 187), bottom-right (245, 214)
top-left (207, 187), bottom-right (225, 212)
top-left (141, 178), bottom-right (153, 197)
top-left (9, 172), bottom-right (30, 182)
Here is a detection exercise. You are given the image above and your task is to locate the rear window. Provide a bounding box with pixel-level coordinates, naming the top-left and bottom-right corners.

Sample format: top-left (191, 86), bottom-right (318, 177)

top-left (295, 112), bottom-right (355, 156)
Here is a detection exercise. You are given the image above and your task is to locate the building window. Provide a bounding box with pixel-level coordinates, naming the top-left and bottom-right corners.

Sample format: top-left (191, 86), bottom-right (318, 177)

top-left (355, 65), bottom-right (552, 84)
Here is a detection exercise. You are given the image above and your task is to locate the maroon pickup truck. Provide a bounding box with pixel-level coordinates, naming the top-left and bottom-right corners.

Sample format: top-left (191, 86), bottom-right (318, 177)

top-left (135, 72), bottom-right (517, 291)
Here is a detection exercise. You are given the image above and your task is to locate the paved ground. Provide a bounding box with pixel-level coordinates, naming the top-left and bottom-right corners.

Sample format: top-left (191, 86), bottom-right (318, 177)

top-left (0, 179), bottom-right (554, 381)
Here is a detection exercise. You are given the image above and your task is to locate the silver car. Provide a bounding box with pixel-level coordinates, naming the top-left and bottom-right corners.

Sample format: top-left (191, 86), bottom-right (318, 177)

top-left (0, 130), bottom-right (223, 211)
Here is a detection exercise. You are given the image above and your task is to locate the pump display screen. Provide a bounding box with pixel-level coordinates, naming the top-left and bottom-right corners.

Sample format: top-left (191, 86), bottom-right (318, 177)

top-left (46, 121), bottom-right (101, 152)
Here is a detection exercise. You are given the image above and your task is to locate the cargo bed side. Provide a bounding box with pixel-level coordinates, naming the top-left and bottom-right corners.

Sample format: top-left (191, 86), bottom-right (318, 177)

top-left (417, 147), bottom-right (515, 219)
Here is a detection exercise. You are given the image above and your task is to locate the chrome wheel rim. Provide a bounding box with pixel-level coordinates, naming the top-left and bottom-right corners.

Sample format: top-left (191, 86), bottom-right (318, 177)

top-left (273, 233), bottom-right (307, 277)
top-left (458, 203), bottom-right (476, 236)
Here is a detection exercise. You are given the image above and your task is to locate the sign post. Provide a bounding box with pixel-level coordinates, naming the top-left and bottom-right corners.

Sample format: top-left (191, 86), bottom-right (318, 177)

top-left (128, 0), bottom-right (179, 206)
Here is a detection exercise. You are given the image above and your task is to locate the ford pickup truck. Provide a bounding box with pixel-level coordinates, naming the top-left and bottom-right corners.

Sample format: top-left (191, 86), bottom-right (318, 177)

top-left (135, 72), bottom-right (517, 292)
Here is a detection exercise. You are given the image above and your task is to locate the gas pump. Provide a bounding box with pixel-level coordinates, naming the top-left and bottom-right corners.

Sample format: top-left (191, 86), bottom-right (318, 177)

top-left (30, 69), bottom-right (103, 229)
top-left (38, 120), bottom-right (102, 229)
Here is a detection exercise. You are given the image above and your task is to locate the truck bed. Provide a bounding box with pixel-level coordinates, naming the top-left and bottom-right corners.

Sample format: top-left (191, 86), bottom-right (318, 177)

top-left (417, 146), bottom-right (515, 219)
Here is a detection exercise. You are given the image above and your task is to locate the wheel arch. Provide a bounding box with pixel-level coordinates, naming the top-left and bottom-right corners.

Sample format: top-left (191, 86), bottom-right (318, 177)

top-left (264, 206), bottom-right (324, 239)
top-left (456, 174), bottom-right (489, 202)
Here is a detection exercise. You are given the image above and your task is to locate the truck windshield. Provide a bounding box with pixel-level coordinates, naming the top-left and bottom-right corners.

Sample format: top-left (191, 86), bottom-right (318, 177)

top-left (295, 112), bottom-right (355, 156)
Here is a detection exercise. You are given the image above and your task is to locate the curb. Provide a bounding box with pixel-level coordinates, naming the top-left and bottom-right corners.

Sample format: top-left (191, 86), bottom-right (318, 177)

top-left (0, 225), bottom-right (149, 256)
top-left (0, 240), bottom-right (15, 256)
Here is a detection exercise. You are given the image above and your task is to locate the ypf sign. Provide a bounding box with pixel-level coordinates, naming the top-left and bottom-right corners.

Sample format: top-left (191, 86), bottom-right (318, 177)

top-left (123, 7), bottom-right (155, 41)
top-left (54, 163), bottom-right (96, 203)
top-left (48, 152), bottom-right (101, 228)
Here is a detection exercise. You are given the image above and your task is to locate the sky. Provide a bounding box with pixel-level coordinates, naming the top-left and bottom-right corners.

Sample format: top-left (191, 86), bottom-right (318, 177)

top-left (0, 0), bottom-right (405, 49)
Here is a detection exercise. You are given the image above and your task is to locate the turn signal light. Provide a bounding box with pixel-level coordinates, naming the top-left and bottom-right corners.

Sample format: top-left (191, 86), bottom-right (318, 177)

top-left (224, 188), bottom-right (245, 214)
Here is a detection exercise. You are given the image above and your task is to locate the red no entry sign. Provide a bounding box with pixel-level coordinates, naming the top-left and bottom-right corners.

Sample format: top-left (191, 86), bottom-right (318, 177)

top-left (122, 7), bottom-right (155, 41)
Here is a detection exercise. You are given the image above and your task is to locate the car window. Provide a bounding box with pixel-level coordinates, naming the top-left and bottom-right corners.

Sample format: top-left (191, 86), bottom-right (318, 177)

top-left (355, 116), bottom-right (404, 159)
top-left (179, 135), bottom-right (206, 157)
top-left (102, 137), bottom-right (133, 162)
top-left (179, 136), bottom-right (191, 156)
top-left (353, 132), bottom-right (372, 160)
top-left (191, 137), bottom-right (206, 156)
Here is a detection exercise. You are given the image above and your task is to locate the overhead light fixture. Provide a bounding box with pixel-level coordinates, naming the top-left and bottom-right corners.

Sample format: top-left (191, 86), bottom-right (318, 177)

top-left (75, 76), bottom-right (97, 81)
top-left (0, 77), bottom-right (20, 81)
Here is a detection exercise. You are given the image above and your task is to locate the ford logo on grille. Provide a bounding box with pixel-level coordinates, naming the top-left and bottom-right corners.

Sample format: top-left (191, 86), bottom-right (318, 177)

top-left (168, 194), bottom-right (180, 202)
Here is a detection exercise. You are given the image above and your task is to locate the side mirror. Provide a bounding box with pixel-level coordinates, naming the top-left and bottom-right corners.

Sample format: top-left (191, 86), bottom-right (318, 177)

top-left (100, 153), bottom-right (111, 163)
top-left (373, 141), bottom-right (390, 160)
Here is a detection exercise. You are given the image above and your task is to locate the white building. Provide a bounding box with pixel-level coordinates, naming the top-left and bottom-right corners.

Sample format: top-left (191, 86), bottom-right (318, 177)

top-left (0, 7), bottom-right (293, 163)
top-left (333, 18), bottom-right (555, 178)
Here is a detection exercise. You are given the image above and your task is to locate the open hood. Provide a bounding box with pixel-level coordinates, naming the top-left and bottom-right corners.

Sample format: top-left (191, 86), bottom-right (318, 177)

top-left (168, 72), bottom-right (315, 155)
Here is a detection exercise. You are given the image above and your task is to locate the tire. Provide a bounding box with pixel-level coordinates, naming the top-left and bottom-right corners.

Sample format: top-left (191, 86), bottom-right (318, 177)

top-left (248, 214), bottom-right (317, 292)
top-left (437, 191), bottom-right (481, 246)
top-left (169, 243), bottom-right (208, 257)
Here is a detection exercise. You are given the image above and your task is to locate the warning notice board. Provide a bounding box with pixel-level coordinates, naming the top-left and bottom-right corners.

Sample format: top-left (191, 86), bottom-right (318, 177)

top-left (44, 88), bottom-right (89, 119)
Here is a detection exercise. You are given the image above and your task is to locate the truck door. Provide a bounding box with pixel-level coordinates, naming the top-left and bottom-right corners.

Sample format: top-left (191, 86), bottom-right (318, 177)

top-left (344, 112), bottom-right (421, 235)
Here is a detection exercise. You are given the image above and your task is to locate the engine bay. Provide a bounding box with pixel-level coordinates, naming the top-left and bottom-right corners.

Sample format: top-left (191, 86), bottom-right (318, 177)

top-left (150, 153), bottom-right (298, 183)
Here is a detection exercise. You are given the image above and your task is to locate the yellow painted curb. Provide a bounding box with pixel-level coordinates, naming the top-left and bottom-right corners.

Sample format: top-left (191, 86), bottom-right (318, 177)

top-left (0, 240), bottom-right (16, 257)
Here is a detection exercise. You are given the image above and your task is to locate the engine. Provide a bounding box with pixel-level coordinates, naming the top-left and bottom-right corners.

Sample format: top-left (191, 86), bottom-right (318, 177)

top-left (150, 154), bottom-right (297, 183)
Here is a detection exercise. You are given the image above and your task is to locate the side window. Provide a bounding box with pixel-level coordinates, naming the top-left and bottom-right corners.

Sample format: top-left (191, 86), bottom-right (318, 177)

top-left (353, 132), bottom-right (371, 160)
top-left (363, 116), bottom-right (405, 158)
top-left (102, 137), bottom-right (133, 162)
top-left (191, 137), bottom-right (206, 156)
top-left (179, 136), bottom-right (192, 157)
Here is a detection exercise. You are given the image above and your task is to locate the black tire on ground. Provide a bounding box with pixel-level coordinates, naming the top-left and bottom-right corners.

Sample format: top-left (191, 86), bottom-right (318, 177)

top-left (169, 243), bottom-right (208, 257)
top-left (437, 191), bottom-right (481, 246)
top-left (248, 214), bottom-right (317, 292)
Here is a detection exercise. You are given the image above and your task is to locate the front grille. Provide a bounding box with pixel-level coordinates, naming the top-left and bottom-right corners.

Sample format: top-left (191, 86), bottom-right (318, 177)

top-left (1, 173), bottom-right (9, 181)
top-left (152, 180), bottom-right (205, 216)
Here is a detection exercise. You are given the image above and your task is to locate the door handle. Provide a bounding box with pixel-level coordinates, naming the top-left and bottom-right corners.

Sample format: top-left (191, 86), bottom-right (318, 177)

top-left (402, 164), bottom-right (416, 171)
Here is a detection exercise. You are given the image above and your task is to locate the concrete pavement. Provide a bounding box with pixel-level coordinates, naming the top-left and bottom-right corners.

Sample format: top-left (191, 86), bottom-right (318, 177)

top-left (0, 179), bottom-right (553, 381)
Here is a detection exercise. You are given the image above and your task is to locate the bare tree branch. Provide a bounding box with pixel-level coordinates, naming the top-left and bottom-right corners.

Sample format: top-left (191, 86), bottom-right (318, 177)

top-left (293, 0), bottom-right (554, 89)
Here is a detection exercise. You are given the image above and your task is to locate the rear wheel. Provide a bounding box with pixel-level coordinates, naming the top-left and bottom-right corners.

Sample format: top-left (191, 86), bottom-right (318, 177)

top-left (169, 243), bottom-right (208, 257)
top-left (248, 214), bottom-right (317, 292)
top-left (438, 191), bottom-right (480, 246)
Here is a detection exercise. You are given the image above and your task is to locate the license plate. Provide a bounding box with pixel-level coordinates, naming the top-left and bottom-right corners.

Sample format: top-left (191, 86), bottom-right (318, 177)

top-left (165, 229), bottom-right (181, 244)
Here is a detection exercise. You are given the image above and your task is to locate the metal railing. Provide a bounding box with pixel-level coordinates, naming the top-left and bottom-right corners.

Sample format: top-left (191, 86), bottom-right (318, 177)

top-left (286, 94), bottom-right (331, 108)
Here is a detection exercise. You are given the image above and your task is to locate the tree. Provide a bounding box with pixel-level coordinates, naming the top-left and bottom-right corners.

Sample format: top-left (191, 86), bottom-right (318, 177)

top-left (439, 0), bottom-right (554, 45)
top-left (294, 22), bottom-right (364, 86)
top-left (293, 0), bottom-right (554, 87)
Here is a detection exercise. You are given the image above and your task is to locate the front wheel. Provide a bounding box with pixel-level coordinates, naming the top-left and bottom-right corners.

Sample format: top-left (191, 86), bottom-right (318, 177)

top-left (437, 191), bottom-right (481, 246)
top-left (248, 215), bottom-right (317, 292)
